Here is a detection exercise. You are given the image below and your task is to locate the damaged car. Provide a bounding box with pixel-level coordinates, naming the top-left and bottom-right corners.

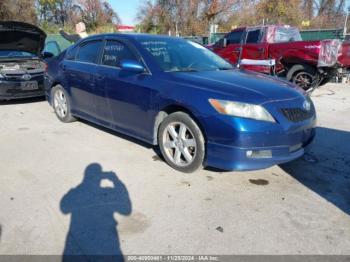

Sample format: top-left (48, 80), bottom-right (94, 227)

top-left (0, 21), bottom-right (51, 100)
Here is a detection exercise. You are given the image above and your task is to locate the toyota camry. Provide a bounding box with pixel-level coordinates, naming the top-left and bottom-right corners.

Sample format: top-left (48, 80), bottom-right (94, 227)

top-left (45, 34), bottom-right (316, 173)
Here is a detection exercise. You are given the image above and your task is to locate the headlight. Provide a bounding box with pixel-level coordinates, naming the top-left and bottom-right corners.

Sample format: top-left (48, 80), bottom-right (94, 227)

top-left (209, 99), bottom-right (275, 122)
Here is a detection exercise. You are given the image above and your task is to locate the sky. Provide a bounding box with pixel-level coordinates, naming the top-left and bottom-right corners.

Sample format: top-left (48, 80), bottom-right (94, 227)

top-left (108, 0), bottom-right (144, 26)
top-left (109, 0), bottom-right (350, 26)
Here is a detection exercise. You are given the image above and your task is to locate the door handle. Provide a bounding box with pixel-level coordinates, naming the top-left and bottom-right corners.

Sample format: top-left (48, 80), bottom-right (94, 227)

top-left (257, 48), bottom-right (265, 53)
top-left (234, 47), bottom-right (242, 52)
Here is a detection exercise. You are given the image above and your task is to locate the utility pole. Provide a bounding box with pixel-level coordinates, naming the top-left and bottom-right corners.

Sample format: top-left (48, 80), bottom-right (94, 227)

top-left (344, 8), bottom-right (350, 37)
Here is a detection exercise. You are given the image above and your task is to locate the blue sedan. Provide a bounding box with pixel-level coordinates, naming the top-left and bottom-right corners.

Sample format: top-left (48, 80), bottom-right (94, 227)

top-left (45, 34), bottom-right (316, 173)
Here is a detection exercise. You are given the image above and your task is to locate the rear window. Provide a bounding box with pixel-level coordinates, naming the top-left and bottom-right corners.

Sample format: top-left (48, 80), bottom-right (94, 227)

top-left (267, 27), bottom-right (302, 43)
top-left (76, 41), bottom-right (103, 64)
top-left (65, 46), bottom-right (78, 61)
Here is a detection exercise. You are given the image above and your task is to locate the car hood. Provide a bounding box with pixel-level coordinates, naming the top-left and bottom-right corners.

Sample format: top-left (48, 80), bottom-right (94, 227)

top-left (169, 69), bottom-right (304, 104)
top-left (0, 21), bottom-right (46, 56)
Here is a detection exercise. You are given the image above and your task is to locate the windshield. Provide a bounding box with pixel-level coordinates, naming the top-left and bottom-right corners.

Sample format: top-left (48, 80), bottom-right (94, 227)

top-left (0, 50), bottom-right (36, 58)
top-left (267, 27), bottom-right (302, 43)
top-left (140, 38), bottom-right (233, 72)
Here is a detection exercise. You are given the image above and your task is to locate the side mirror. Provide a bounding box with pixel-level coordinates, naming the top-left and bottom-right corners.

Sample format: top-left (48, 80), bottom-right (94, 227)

top-left (42, 52), bottom-right (54, 59)
top-left (120, 59), bottom-right (145, 73)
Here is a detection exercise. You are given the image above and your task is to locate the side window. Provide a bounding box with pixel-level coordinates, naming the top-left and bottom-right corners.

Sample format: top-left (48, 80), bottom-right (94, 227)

top-left (227, 30), bottom-right (243, 45)
top-left (65, 46), bottom-right (78, 60)
top-left (246, 29), bottom-right (261, 44)
top-left (102, 40), bottom-right (137, 67)
top-left (76, 41), bottom-right (103, 64)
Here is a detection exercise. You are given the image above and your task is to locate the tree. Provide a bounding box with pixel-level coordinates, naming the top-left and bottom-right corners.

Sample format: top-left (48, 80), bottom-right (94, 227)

top-left (136, 0), bottom-right (239, 35)
top-left (136, 0), bottom-right (162, 34)
top-left (0, 0), bottom-right (37, 24)
top-left (255, 0), bottom-right (304, 26)
top-left (76, 0), bottom-right (121, 31)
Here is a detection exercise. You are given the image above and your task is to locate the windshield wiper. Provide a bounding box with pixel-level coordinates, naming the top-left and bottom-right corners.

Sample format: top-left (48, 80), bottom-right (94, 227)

top-left (217, 67), bottom-right (233, 71)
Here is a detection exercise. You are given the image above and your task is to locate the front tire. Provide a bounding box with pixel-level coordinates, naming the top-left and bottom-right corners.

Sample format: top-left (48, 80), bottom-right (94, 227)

top-left (51, 85), bottom-right (76, 123)
top-left (158, 112), bottom-right (205, 173)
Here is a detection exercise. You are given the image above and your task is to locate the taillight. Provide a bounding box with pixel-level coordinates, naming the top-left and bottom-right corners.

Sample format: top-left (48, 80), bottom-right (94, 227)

top-left (44, 63), bottom-right (48, 73)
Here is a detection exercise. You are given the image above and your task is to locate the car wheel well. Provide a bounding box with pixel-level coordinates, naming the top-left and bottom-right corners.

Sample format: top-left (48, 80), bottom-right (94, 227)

top-left (152, 105), bottom-right (207, 145)
top-left (49, 82), bottom-right (61, 104)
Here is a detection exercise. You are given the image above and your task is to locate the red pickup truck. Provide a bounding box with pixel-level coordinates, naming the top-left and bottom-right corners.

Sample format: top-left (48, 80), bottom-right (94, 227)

top-left (210, 25), bottom-right (350, 90)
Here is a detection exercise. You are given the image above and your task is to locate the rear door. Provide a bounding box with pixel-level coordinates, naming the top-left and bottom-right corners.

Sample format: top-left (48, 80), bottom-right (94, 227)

top-left (241, 28), bottom-right (270, 73)
top-left (213, 29), bottom-right (244, 65)
top-left (65, 40), bottom-right (103, 118)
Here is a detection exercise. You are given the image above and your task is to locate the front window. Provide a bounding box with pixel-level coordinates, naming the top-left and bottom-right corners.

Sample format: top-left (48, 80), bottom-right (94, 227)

top-left (102, 40), bottom-right (137, 68)
top-left (140, 38), bottom-right (233, 72)
top-left (0, 50), bottom-right (36, 58)
top-left (246, 29), bottom-right (262, 44)
top-left (226, 30), bottom-right (244, 45)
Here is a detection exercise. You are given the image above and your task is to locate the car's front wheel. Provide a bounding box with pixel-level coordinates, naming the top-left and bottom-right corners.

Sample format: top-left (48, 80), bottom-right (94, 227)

top-left (158, 112), bottom-right (205, 173)
top-left (51, 85), bottom-right (76, 123)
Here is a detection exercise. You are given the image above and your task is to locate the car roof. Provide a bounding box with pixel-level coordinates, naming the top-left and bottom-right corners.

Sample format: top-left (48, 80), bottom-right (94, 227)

top-left (82, 33), bottom-right (181, 42)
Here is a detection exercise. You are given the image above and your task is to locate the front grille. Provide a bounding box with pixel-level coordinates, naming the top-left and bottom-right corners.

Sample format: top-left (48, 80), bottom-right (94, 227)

top-left (281, 108), bottom-right (314, 122)
top-left (4, 73), bottom-right (43, 80)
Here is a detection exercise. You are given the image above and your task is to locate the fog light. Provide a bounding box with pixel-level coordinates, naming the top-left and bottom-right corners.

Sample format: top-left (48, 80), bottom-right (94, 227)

top-left (246, 150), bottom-right (272, 159)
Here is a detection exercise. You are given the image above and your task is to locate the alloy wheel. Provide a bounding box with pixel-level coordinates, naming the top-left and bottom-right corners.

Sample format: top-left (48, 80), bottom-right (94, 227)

top-left (293, 71), bottom-right (314, 90)
top-left (54, 89), bottom-right (68, 118)
top-left (162, 122), bottom-right (197, 167)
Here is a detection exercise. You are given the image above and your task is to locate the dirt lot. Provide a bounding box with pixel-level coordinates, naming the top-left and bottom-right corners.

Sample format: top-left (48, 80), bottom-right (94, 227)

top-left (0, 83), bottom-right (349, 256)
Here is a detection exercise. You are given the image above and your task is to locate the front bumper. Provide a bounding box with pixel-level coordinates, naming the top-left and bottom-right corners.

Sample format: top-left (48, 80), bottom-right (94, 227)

top-left (206, 129), bottom-right (315, 171)
top-left (201, 98), bottom-right (317, 171)
top-left (0, 78), bottom-right (45, 100)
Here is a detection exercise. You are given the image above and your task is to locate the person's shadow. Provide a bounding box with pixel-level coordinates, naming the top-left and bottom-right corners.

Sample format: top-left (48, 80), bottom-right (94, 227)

top-left (60, 163), bottom-right (132, 261)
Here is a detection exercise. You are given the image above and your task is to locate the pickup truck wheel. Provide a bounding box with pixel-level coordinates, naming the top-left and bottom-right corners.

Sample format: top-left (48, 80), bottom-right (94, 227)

top-left (287, 64), bottom-right (317, 91)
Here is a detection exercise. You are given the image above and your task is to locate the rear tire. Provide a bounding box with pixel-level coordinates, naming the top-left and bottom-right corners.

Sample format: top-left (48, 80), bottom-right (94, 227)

top-left (51, 85), bottom-right (76, 123)
top-left (287, 64), bottom-right (318, 91)
top-left (158, 112), bottom-right (205, 173)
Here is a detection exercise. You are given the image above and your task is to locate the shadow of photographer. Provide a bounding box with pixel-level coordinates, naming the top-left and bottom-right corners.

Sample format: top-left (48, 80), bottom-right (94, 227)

top-left (61, 163), bottom-right (132, 261)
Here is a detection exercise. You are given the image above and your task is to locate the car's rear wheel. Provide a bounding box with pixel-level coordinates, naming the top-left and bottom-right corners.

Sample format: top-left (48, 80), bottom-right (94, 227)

top-left (158, 112), bottom-right (205, 173)
top-left (51, 85), bottom-right (76, 123)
